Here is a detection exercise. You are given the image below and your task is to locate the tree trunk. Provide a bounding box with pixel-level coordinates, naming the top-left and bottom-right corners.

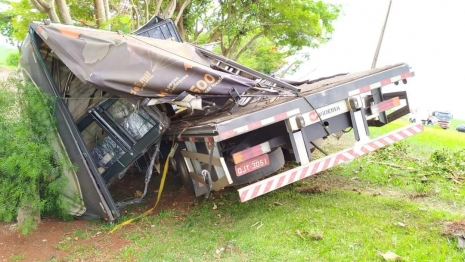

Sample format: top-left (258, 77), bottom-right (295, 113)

top-left (131, 0), bottom-right (140, 29)
top-left (178, 15), bottom-right (187, 41)
top-left (104, 0), bottom-right (111, 21)
top-left (55, 0), bottom-right (73, 24)
top-left (31, 0), bottom-right (60, 23)
top-left (144, 0), bottom-right (149, 23)
top-left (154, 0), bottom-right (163, 16)
top-left (174, 0), bottom-right (191, 25)
top-left (130, 5), bottom-right (134, 30)
top-left (94, 0), bottom-right (107, 28)
top-left (232, 31), bottom-right (265, 60)
top-left (193, 20), bottom-right (203, 42)
top-left (160, 0), bottom-right (176, 19)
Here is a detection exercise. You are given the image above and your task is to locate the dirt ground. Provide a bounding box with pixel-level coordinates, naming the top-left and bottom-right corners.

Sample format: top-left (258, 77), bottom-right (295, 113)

top-left (0, 167), bottom-right (200, 262)
top-left (0, 67), bottom-right (12, 80)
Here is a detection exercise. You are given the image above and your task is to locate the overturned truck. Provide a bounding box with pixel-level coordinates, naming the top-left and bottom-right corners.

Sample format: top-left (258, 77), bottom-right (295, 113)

top-left (20, 17), bottom-right (423, 222)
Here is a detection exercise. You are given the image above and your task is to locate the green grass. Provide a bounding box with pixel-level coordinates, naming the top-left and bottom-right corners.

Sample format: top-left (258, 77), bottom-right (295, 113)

top-left (450, 118), bottom-right (465, 130)
top-left (333, 118), bottom-right (465, 208)
top-left (0, 46), bottom-right (16, 65)
top-left (115, 187), bottom-right (464, 261)
top-left (368, 118), bottom-right (465, 156)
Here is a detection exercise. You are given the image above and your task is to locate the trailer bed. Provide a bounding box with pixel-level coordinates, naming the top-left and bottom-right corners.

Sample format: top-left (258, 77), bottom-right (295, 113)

top-left (166, 62), bottom-right (411, 139)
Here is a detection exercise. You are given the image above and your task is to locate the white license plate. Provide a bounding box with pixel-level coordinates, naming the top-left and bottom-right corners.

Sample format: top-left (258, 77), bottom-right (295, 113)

top-left (234, 154), bottom-right (270, 177)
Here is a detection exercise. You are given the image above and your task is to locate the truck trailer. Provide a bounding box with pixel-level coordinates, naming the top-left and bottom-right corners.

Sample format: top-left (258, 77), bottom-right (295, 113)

top-left (19, 18), bottom-right (423, 222)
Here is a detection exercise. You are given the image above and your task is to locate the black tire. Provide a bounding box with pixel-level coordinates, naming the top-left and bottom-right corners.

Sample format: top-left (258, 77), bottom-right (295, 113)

top-left (173, 151), bottom-right (195, 194)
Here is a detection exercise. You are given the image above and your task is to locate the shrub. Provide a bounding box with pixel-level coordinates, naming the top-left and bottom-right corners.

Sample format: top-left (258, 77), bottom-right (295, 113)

top-left (0, 72), bottom-right (73, 235)
top-left (5, 52), bottom-right (19, 67)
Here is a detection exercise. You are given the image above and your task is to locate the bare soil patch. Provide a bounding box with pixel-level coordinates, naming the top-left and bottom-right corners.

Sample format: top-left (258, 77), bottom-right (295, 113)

top-left (0, 168), bottom-right (200, 261)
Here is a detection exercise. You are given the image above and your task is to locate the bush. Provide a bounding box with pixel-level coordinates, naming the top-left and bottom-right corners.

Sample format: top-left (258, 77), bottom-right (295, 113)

top-left (5, 52), bottom-right (19, 67)
top-left (0, 72), bottom-right (73, 235)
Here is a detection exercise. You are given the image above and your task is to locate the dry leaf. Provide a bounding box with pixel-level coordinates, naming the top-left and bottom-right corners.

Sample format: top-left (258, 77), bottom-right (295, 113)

top-left (311, 234), bottom-right (323, 240)
top-left (134, 190), bottom-right (142, 197)
top-left (273, 201), bottom-right (283, 206)
top-left (218, 202), bottom-right (225, 206)
top-left (395, 222), bottom-right (406, 227)
top-left (212, 203), bottom-right (217, 210)
top-left (377, 250), bottom-right (402, 261)
top-left (295, 230), bottom-right (305, 240)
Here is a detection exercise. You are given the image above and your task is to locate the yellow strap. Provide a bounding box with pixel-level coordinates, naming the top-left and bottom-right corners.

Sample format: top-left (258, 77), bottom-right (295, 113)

top-left (109, 154), bottom-right (170, 234)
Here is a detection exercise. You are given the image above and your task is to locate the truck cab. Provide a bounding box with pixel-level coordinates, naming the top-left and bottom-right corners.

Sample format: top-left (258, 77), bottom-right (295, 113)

top-left (432, 110), bottom-right (453, 129)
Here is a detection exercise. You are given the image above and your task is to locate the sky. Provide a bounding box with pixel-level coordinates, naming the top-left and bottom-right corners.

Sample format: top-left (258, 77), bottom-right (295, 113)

top-left (290, 0), bottom-right (465, 119)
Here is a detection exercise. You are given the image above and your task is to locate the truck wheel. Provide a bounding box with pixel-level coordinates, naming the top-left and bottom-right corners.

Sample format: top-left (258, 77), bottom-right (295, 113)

top-left (173, 152), bottom-right (195, 194)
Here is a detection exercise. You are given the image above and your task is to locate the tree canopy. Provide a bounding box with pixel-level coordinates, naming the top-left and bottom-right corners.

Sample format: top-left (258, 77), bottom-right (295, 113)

top-left (0, 0), bottom-right (340, 74)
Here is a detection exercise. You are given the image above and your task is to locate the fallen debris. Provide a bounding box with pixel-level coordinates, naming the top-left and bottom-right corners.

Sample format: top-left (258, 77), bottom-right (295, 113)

top-left (295, 185), bottom-right (327, 194)
top-left (376, 250), bottom-right (402, 261)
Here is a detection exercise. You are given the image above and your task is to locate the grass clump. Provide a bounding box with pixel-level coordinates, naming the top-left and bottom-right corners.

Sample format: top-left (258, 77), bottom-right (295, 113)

top-left (0, 72), bottom-right (73, 234)
top-left (340, 136), bottom-right (465, 204)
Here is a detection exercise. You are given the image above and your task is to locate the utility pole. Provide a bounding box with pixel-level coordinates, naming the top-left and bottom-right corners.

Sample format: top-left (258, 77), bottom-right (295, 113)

top-left (371, 0), bottom-right (393, 69)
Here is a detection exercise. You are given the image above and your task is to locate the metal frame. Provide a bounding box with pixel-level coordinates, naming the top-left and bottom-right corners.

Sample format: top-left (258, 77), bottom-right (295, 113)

top-left (165, 64), bottom-right (413, 140)
top-left (28, 29), bottom-right (119, 220)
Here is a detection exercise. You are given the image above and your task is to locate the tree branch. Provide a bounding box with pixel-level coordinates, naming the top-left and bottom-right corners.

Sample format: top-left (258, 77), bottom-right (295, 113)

top-left (154, 0), bottom-right (163, 16)
top-left (55, 0), bottom-right (73, 24)
top-left (35, 0), bottom-right (52, 9)
top-left (104, 0), bottom-right (110, 21)
top-left (174, 0), bottom-right (191, 25)
top-left (30, 0), bottom-right (46, 13)
top-left (220, 32), bottom-right (226, 56)
top-left (225, 34), bottom-right (240, 57)
top-left (144, 0), bottom-right (149, 23)
top-left (193, 20), bottom-right (204, 42)
top-left (232, 31), bottom-right (265, 60)
top-left (131, 0), bottom-right (140, 28)
top-left (161, 0), bottom-right (176, 19)
top-left (366, 161), bottom-right (419, 171)
top-left (32, 0), bottom-right (60, 23)
top-left (207, 25), bottom-right (221, 43)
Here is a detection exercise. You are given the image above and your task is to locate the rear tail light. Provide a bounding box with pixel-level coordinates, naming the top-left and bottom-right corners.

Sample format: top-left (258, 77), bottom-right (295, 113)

top-left (370, 97), bottom-right (400, 115)
top-left (232, 141), bottom-right (271, 164)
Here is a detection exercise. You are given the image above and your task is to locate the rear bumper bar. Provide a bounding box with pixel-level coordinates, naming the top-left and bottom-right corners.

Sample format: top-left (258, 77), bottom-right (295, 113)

top-left (238, 123), bottom-right (424, 202)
